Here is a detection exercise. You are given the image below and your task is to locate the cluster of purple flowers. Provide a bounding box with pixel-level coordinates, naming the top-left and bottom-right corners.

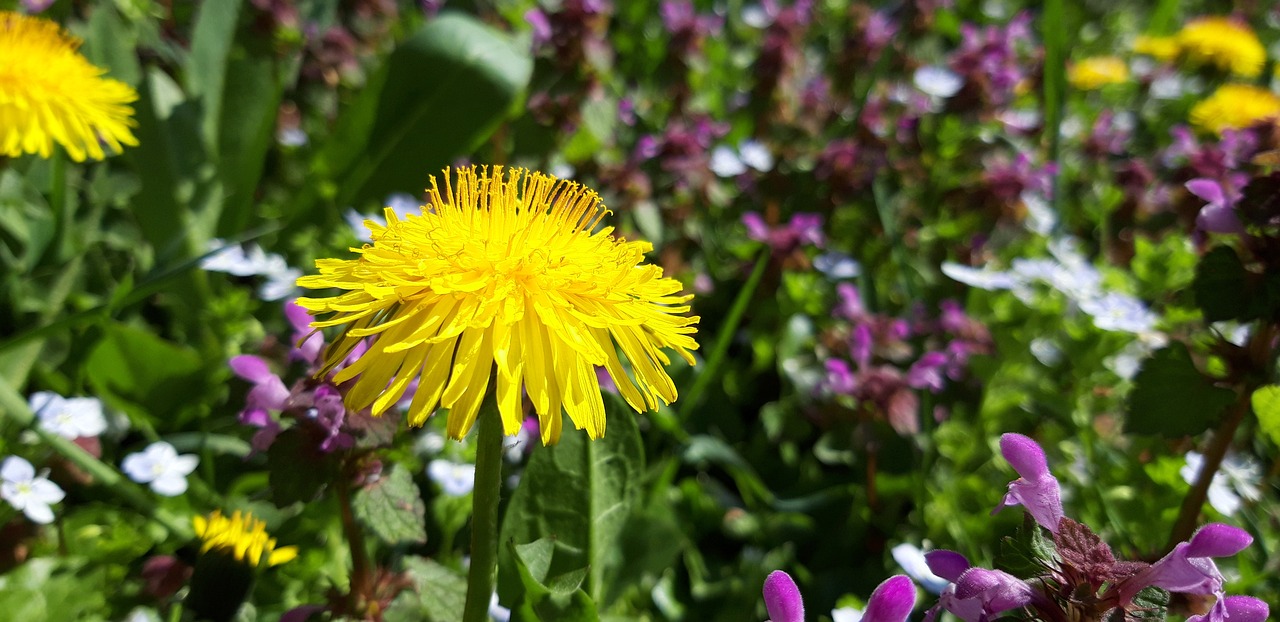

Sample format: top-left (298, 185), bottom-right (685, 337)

top-left (922, 434), bottom-right (1267, 622)
top-left (1162, 126), bottom-right (1263, 236)
top-left (763, 571), bottom-right (916, 622)
top-left (229, 300), bottom-right (386, 455)
top-left (822, 285), bottom-right (991, 435)
top-left (946, 12), bottom-right (1035, 108)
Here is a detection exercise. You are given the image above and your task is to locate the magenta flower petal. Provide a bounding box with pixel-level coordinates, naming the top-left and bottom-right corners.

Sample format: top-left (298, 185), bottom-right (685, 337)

top-left (862, 575), bottom-right (916, 622)
top-left (999, 433), bottom-right (1049, 479)
top-left (1185, 179), bottom-right (1225, 205)
top-left (994, 433), bottom-right (1064, 533)
top-left (924, 550), bottom-right (971, 583)
top-left (953, 568), bottom-right (1033, 614)
top-left (743, 212), bottom-right (770, 242)
top-left (229, 355), bottom-right (274, 384)
top-left (763, 570), bottom-right (804, 622)
top-left (1185, 523), bottom-right (1253, 558)
top-left (1188, 596), bottom-right (1269, 622)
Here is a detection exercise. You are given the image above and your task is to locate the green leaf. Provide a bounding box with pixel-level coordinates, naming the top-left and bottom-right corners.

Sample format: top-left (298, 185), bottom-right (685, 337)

top-left (995, 512), bottom-right (1057, 578)
top-left (507, 539), bottom-right (600, 622)
top-left (352, 464), bottom-right (427, 545)
top-left (85, 322), bottom-right (206, 423)
top-left (83, 3), bottom-right (142, 86)
top-left (0, 170), bottom-right (54, 272)
top-left (1125, 343), bottom-right (1237, 437)
top-left (1251, 385), bottom-right (1280, 447)
top-left (307, 13), bottom-right (532, 211)
top-left (1193, 246), bottom-right (1254, 323)
top-left (498, 394), bottom-right (642, 608)
top-left (385, 557), bottom-right (467, 622)
top-left (186, 0), bottom-right (243, 147)
top-left (266, 428), bottom-right (335, 506)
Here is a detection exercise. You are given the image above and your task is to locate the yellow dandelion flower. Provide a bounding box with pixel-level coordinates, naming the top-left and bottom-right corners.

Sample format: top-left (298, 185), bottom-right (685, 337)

top-left (1068, 56), bottom-right (1130, 91)
top-left (297, 166), bottom-right (700, 444)
top-left (1133, 35), bottom-right (1179, 62)
top-left (1175, 17), bottom-right (1266, 77)
top-left (0, 11), bottom-right (139, 162)
top-left (193, 510), bottom-right (298, 567)
top-left (1190, 84), bottom-right (1280, 135)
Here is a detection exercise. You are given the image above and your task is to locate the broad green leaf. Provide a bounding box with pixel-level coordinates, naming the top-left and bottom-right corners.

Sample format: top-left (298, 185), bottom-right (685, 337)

top-left (1251, 385), bottom-right (1280, 447)
top-left (0, 170), bottom-right (54, 272)
top-left (352, 464), bottom-right (427, 545)
top-left (507, 539), bottom-right (599, 622)
top-left (305, 13), bottom-right (532, 213)
top-left (0, 558), bottom-right (113, 620)
top-left (1193, 246), bottom-right (1255, 323)
top-left (1125, 343), bottom-right (1236, 437)
top-left (385, 557), bottom-right (467, 622)
top-left (85, 322), bottom-right (206, 424)
top-left (498, 394), bottom-right (642, 608)
top-left (186, 0), bottom-right (243, 146)
top-left (83, 3), bottom-right (142, 86)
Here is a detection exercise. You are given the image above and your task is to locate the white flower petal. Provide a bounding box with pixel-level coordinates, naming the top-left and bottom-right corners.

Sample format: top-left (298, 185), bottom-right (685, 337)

top-left (913, 65), bottom-right (963, 98)
top-left (738, 140), bottom-right (774, 172)
top-left (1, 456), bottom-right (35, 483)
top-left (30, 478), bottom-right (65, 505)
top-left (22, 500), bottom-right (55, 524)
top-left (170, 454), bottom-right (200, 477)
top-left (709, 146), bottom-right (747, 177)
top-left (151, 475), bottom-right (190, 497)
top-left (121, 453), bottom-right (157, 484)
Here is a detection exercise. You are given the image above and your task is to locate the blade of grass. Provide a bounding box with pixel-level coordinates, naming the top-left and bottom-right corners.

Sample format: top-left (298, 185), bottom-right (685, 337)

top-left (1042, 0), bottom-right (1069, 229)
top-left (679, 249), bottom-right (769, 419)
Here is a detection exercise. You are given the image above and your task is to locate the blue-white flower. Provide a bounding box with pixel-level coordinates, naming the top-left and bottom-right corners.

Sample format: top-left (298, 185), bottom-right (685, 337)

top-left (0, 456), bottom-right (65, 524)
top-left (941, 263), bottom-right (1020, 291)
top-left (345, 193), bottom-right (421, 243)
top-left (1079, 293), bottom-right (1157, 334)
top-left (832, 606), bottom-right (863, 622)
top-left (200, 239), bottom-right (299, 301)
top-left (1181, 451), bottom-right (1262, 516)
top-left (891, 543), bottom-right (950, 594)
top-left (913, 66), bottom-right (963, 98)
top-left (427, 459), bottom-right (476, 497)
top-left (489, 592), bottom-right (511, 622)
top-left (122, 442), bottom-right (199, 496)
top-left (29, 391), bottom-right (107, 439)
top-left (814, 252), bottom-right (862, 280)
top-left (710, 140), bottom-right (773, 178)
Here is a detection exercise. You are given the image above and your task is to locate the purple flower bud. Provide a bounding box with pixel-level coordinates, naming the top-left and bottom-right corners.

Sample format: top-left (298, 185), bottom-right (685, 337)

top-left (825, 358), bottom-right (857, 395)
top-left (525, 9), bottom-right (552, 48)
top-left (763, 570), bottom-right (804, 622)
top-left (952, 568), bottom-right (1034, 617)
top-left (230, 355), bottom-right (290, 413)
top-left (743, 212), bottom-right (770, 241)
top-left (1186, 178), bottom-right (1245, 234)
top-left (285, 300), bottom-right (324, 365)
top-left (1188, 596), bottom-right (1269, 622)
top-left (1185, 523), bottom-right (1253, 557)
top-left (862, 575), bottom-right (916, 622)
top-left (993, 433), bottom-right (1064, 533)
top-left (924, 550), bottom-right (971, 583)
top-left (907, 352), bottom-right (949, 393)
top-left (1120, 523), bottom-right (1253, 605)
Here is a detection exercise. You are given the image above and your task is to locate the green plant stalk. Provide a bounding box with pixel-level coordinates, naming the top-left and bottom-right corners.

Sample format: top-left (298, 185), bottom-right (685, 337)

top-left (1165, 392), bottom-right (1249, 552)
top-left (337, 468), bottom-right (375, 612)
top-left (1041, 0), bottom-right (1069, 226)
top-left (679, 249), bottom-right (769, 420)
top-left (462, 389), bottom-right (504, 622)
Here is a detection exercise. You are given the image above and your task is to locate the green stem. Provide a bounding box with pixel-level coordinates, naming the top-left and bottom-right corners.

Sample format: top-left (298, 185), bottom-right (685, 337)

top-left (678, 249), bottom-right (769, 420)
top-left (462, 389), bottom-right (504, 622)
top-left (337, 469), bottom-right (374, 612)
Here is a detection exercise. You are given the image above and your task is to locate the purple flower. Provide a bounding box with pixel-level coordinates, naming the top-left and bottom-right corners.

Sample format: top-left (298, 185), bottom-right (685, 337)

top-left (285, 300), bottom-right (324, 364)
top-left (230, 355), bottom-right (290, 417)
top-left (862, 11), bottom-right (897, 56)
top-left (525, 9), bottom-right (553, 48)
top-left (992, 433), bottom-right (1064, 533)
top-left (862, 575), bottom-right (917, 622)
top-left (825, 358), bottom-right (857, 395)
top-left (1120, 523), bottom-right (1251, 604)
top-left (907, 352), bottom-right (948, 393)
top-left (1186, 178), bottom-right (1244, 234)
top-left (763, 570), bottom-right (804, 622)
top-left (21, 0), bottom-right (55, 13)
top-left (1188, 596), bottom-right (1268, 622)
top-left (305, 385), bottom-right (355, 453)
top-left (742, 211), bottom-right (825, 253)
top-left (949, 568), bottom-right (1035, 621)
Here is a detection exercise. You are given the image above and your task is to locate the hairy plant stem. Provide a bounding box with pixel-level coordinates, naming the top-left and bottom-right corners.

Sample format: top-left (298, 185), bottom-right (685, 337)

top-left (1165, 394), bottom-right (1248, 552)
top-left (462, 389), bottom-right (504, 622)
top-left (337, 469), bottom-right (374, 612)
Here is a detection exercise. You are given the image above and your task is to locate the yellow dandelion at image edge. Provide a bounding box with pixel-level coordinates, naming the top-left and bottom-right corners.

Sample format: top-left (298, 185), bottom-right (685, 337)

top-left (296, 166), bottom-right (700, 445)
top-left (1190, 84), bottom-right (1280, 135)
top-left (0, 11), bottom-right (139, 161)
top-left (193, 510), bottom-right (298, 567)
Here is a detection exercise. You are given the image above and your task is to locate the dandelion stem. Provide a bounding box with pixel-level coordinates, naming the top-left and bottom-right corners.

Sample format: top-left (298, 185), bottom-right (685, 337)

top-left (337, 469), bottom-right (374, 610)
top-left (463, 389), bottom-right (503, 622)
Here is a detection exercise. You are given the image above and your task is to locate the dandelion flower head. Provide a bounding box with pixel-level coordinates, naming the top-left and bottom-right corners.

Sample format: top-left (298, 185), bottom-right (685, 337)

top-left (1190, 84), bottom-right (1280, 135)
top-left (0, 11), bottom-right (139, 161)
top-left (1068, 56), bottom-right (1129, 91)
top-left (297, 166), bottom-right (700, 444)
top-left (193, 510), bottom-right (297, 568)
top-left (1133, 35), bottom-right (1179, 62)
top-left (1174, 17), bottom-right (1266, 77)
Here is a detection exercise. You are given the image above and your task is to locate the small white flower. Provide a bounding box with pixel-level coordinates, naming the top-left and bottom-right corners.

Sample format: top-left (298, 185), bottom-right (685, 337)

top-left (891, 543), bottom-right (950, 594)
top-left (1181, 451), bottom-right (1262, 516)
top-left (832, 607), bottom-right (864, 622)
top-left (709, 146), bottom-right (748, 177)
top-left (29, 391), bottom-right (107, 439)
top-left (259, 266), bottom-right (302, 302)
top-left (489, 592), bottom-right (511, 622)
top-left (201, 240), bottom-right (300, 301)
top-left (122, 442), bottom-right (199, 496)
top-left (814, 252), bottom-right (862, 280)
top-left (738, 140), bottom-right (774, 172)
top-left (941, 262), bottom-right (1020, 291)
top-left (345, 194), bottom-right (420, 243)
top-left (1079, 293), bottom-right (1157, 334)
top-left (277, 127), bottom-right (308, 147)
top-left (0, 456), bottom-right (65, 524)
top-left (549, 162), bottom-right (576, 180)
top-left (1021, 192), bottom-right (1057, 235)
top-left (427, 459), bottom-right (476, 497)
top-left (741, 4), bottom-right (770, 28)
top-left (1029, 338), bottom-right (1062, 367)
top-left (416, 430), bottom-right (447, 456)
top-left (913, 66), bottom-right (963, 98)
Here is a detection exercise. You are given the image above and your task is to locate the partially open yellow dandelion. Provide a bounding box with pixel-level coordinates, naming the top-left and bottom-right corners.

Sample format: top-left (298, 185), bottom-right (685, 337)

top-left (1068, 56), bottom-right (1129, 91)
top-left (1174, 17), bottom-right (1266, 78)
top-left (1190, 84), bottom-right (1280, 135)
top-left (1133, 35), bottom-right (1179, 62)
top-left (193, 510), bottom-right (298, 568)
top-left (0, 11), bottom-right (139, 161)
top-left (297, 166), bottom-right (700, 444)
